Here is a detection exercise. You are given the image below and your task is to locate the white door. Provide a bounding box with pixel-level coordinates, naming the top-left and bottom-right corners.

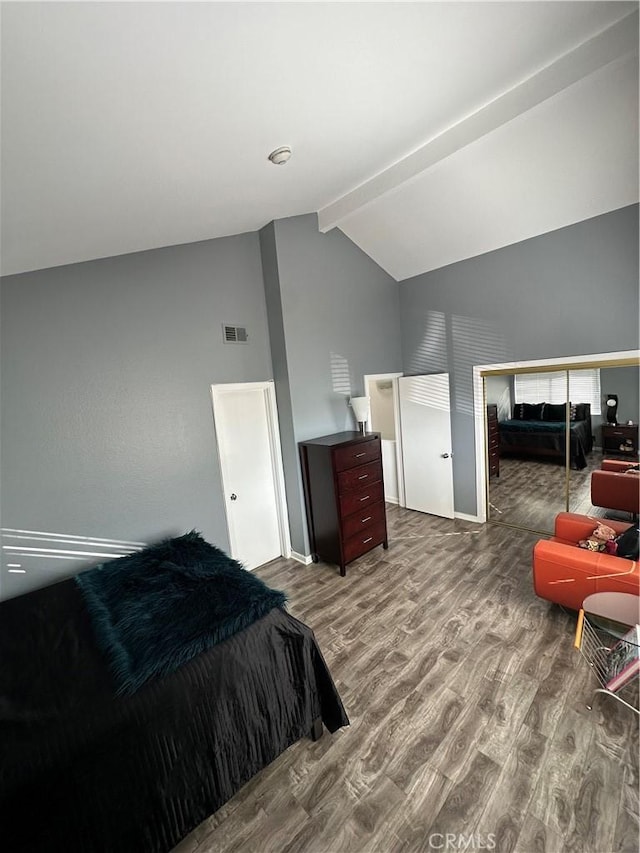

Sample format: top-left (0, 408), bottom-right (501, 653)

top-left (399, 373), bottom-right (455, 518)
top-left (211, 383), bottom-right (288, 569)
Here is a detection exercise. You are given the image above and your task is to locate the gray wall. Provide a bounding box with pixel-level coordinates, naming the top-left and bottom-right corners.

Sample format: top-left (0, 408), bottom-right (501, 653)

top-left (1, 233), bottom-right (273, 596)
top-left (595, 365), bottom-right (640, 442)
top-left (4, 203), bottom-right (635, 594)
top-left (259, 222), bottom-right (305, 558)
top-left (1, 213), bottom-right (402, 595)
top-left (261, 214), bottom-right (403, 554)
top-left (399, 204), bottom-right (639, 515)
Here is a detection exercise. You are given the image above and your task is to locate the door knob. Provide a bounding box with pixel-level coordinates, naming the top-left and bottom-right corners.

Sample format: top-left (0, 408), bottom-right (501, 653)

top-left (230, 493), bottom-right (237, 501)
top-left (441, 453), bottom-right (450, 458)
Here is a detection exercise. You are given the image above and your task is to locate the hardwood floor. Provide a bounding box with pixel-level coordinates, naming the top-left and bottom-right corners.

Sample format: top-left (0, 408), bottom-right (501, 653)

top-left (488, 452), bottom-right (617, 534)
top-left (173, 506), bottom-right (639, 853)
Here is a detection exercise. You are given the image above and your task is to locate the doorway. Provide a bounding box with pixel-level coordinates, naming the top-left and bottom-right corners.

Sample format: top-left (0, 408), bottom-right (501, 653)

top-left (364, 372), bottom-right (404, 505)
top-left (364, 371), bottom-right (456, 519)
top-left (210, 381), bottom-right (290, 569)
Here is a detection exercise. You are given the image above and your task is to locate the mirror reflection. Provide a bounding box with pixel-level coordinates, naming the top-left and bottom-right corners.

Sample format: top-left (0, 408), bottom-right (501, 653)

top-left (487, 361), bottom-right (640, 535)
top-left (569, 364), bottom-right (639, 522)
top-left (486, 372), bottom-right (569, 533)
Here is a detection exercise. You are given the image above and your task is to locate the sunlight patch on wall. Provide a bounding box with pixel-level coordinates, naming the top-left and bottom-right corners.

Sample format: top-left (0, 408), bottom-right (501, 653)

top-left (409, 311), bottom-right (448, 374)
top-left (330, 352), bottom-right (352, 396)
top-left (1, 528), bottom-right (146, 599)
top-left (402, 375), bottom-right (450, 411)
top-left (452, 315), bottom-right (507, 415)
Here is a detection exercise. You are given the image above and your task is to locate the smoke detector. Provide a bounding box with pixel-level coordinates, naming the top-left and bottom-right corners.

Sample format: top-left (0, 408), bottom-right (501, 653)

top-left (268, 146), bottom-right (292, 165)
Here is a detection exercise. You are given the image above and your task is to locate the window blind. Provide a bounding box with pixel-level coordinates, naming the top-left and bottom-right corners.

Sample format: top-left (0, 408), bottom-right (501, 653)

top-left (514, 369), bottom-right (601, 414)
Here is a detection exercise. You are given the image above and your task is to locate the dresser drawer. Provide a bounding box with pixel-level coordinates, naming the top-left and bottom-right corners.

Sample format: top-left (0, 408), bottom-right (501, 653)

top-left (604, 427), bottom-right (636, 438)
top-left (339, 480), bottom-right (384, 518)
top-left (337, 459), bottom-right (382, 494)
top-left (341, 500), bottom-right (385, 540)
top-left (333, 438), bottom-right (381, 472)
top-left (343, 519), bottom-right (387, 564)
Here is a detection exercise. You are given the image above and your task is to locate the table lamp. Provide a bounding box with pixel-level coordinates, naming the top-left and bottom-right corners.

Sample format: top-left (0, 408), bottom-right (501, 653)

top-left (349, 396), bottom-right (370, 434)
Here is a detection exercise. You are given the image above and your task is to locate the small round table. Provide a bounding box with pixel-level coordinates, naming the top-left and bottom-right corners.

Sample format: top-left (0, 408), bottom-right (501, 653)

top-left (575, 592), bottom-right (639, 715)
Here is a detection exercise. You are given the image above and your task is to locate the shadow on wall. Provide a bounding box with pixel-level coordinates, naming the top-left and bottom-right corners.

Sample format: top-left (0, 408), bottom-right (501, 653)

top-left (451, 314), bottom-right (507, 414)
top-left (408, 310), bottom-right (508, 413)
top-left (408, 310), bottom-right (448, 375)
top-left (402, 376), bottom-right (450, 411)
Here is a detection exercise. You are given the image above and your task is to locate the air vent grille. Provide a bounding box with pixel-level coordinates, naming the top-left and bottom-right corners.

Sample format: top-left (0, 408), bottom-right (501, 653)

top-left (222, 324), bottom-right (248, 344)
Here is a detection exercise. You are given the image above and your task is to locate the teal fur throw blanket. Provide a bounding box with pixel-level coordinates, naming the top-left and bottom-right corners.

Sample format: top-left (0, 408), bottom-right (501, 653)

top-left (75, 531), bottom-right (286, 694)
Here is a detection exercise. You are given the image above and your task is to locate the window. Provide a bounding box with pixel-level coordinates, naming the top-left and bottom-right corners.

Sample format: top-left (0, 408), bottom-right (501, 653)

top-left (514, 369), bottom-right (601, 414)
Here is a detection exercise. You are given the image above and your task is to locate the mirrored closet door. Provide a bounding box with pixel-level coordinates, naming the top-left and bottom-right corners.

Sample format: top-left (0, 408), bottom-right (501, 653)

top-left (485, 355), bottom-right (640, 536)
top-left (485, 370), bottom-right (569, 534)
top-left (568, 363), bottom-right (640, 519)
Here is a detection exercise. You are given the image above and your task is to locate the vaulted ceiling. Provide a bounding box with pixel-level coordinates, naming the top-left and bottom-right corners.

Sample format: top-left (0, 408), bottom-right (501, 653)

top-left (1, 2), bottom-right (638, 279)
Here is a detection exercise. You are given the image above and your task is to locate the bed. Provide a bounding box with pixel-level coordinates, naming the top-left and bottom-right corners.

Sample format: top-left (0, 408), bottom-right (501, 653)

top-left (498, 402), bottom-right (593, 469)
top-left (0, 535), bottom-right (348, 853)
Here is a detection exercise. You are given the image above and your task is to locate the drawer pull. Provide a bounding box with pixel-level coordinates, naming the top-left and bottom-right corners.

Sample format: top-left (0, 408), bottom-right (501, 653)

top-left (363, 537), bottom-right (373, 544)
top-left (359, 495), bottom-right (370, 502)
top-left (355, 452), bottom-right (366, 458)
top-left (358, 474), bottom-right (369, 480)
top-left (361, 516), bottom-right (372, 523)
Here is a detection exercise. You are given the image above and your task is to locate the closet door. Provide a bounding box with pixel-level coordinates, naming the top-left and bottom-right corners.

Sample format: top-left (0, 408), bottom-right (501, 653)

top-left (399, 373), bottom-right (454, 519)
top-left (211, 382), bottom-right (288, 569)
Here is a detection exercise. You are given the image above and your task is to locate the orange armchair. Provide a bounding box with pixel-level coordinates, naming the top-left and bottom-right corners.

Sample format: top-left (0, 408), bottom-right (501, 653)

top-left (532, 513), bottom-right (639, 611)
top-left (591, 460), bottom-right (639, 516)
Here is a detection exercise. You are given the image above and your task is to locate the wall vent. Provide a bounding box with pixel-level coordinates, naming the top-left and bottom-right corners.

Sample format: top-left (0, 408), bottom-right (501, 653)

top-left (222, 324), bottom-right (248, 344)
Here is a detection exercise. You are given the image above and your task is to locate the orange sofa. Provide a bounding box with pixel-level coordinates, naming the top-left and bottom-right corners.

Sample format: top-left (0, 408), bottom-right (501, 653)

top-left (591, 459), bottom-right (639, 516)
top-left (532, 512), bottom-right (639, 611)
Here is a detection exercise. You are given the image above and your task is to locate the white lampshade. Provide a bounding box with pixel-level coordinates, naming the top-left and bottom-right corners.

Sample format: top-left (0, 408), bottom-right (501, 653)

top-left (350, 396), bottom-right (371, 426)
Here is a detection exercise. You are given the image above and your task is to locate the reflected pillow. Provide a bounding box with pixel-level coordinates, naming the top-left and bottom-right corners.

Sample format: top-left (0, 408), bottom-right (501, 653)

top-left (543, 403), bottom-right (566, 422)
top-left (513, 403), bottom-right (545, 421)
top-left (570, 403), bottom-right (588, 422)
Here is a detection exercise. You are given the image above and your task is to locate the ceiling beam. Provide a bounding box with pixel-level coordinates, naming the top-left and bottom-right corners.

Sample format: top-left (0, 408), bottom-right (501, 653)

top-left (317, 10), bottom-right (639, 233)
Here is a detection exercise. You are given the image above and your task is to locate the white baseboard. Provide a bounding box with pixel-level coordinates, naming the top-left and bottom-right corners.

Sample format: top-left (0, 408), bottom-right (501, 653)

top-left (290, 550), bottom-right (313, 565)
top-left (454, 511), bottom-right (483, 524)
top-left (384, 495), bottom-right (399, 505)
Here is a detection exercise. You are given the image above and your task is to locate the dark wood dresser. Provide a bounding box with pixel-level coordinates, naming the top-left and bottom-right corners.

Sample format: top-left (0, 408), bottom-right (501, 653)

top-left (299, 431), bottom-right (388, 576)
top-left (487, 404), bottom-right (500, 477)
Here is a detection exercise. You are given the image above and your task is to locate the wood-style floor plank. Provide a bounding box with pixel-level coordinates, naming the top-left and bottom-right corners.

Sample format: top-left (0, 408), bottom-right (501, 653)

top-left (528, 707), bottom-right (595, 838)
top-left (174, 505), bottom-right (639, 853)
top-left (489, 452), bottom-right (612, 535)
top-left (514, 812), bottom-right (565, 853)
